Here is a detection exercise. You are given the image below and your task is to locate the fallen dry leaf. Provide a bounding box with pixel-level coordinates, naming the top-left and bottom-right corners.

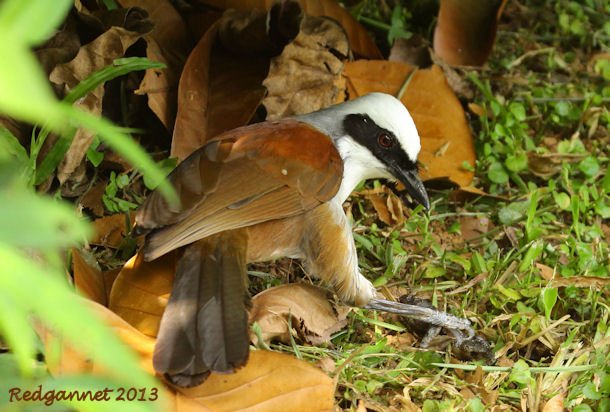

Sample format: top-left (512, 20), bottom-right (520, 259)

top-left (250, 284), bottom-right (348, 345)
top-left (118, 0), bottom-right (192, 131)
top-left (536, 263), bottom-right (555, 281)
top-left (360, 187), bottom-right (406, 225)
top-left (80, 180), bottom-right (107, 217)
top-left (90, 212), bottom-right (136, 248)
top-left (0, 115), bottom-right (29, 147)
top-left (433, 0), bottom-right (508, 66)
top-left (460, 214), bottom-right (492, 242)
top-left (389, 35), bottom-right (432, 68)
top-left (34, 12), bottom-right (81, 75)
top-left (109, 251), bottom-right (178, 337)
top-left (179, 350), bottom-right (335, 412)
top-left (550, 276), bottom-right (610, 289)
top-left (50, 26), bottom-right (146, 183)
top-left (542, 392), bottom-right (565, 412)
top-left (198, 0), bottom-right (381, 59)
top-left (528, 152), bottom-right (586, 179)
top-left (102, 268), bottom-right (122, 303)
top-left (368, 193), bottom-right (392, 225)
top-left (170, 22), bottom-right (219, 160)
top-left (72, 248), bottom-right (107, 306)
top-left (48, 291), bottom-right (335, 411)
top-left (36, 299), bottom-right (157, 378)
top-left (206, 7), bottom-right (280, 137)
top-left (343, 61), bottom-right (475, 187)
top-left (263, 15), bottom-right (348, 120)
top-left (172, 7), bottom-right (269, 159)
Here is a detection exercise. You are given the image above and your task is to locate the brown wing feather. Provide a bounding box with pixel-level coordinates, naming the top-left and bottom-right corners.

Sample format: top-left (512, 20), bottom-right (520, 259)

top-left (135, 119), bottom-right (342, 261)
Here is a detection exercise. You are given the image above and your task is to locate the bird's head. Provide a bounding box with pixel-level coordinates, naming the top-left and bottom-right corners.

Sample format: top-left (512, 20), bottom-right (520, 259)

top-left (298, 93), bottom-right (430, 210)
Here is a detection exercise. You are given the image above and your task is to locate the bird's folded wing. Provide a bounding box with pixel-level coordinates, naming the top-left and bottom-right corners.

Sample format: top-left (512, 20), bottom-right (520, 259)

top-left (135, 119), bottom-right (343, 261)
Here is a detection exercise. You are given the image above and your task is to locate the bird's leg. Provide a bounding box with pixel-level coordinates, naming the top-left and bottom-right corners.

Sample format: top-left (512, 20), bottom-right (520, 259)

top-left (301, 203), bottom-right (476, 345)
top-left (301, 203), bottom-right (377, 306)
top-left (364, 298), bottom-right (475, 339)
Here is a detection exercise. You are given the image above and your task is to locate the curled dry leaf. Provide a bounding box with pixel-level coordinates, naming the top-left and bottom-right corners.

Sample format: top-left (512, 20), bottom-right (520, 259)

top-left (360, 187), bottom-right (406, 226)
top-left (368, 193), bottom-right (392, 225)
top-left (198, 0), bottom-right (381, 59)
top-left (433, 0), bottom-right (508, 66)
top-left (263, 15), bottom-right (348, 120)
top-left (34, 12), bottom-right (81, 75)
top-left (118, 0), bottom-right (192, 131)
top-left (0, 115), bottom-right (29, 147)
top-left (50, 27), bottom-right (146, 183)
top-left (250, 283), bottom-right (348, 345)
top-left (343, 61), bottom-right (475, 187)
top-left (389, 35), bottom-right (433, 68)
top-left (72, 248), bottom-right (107, 306)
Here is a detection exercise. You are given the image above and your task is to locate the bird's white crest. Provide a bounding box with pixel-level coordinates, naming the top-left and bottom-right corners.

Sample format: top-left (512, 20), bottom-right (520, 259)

top-left (297, 93), bottom-right (422, 203)
top-left (297, 92), bottom-right (421, 161)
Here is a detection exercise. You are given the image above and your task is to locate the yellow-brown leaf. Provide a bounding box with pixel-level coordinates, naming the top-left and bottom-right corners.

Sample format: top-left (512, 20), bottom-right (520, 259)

top-left (108, 251), bottom-right (178, 337)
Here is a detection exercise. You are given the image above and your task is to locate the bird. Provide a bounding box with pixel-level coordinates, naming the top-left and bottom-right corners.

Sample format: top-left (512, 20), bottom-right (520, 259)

top-left (133, 92), bottom-right (473, 387)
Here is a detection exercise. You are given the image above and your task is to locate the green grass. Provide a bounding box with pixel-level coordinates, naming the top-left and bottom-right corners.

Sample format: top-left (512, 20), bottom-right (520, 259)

top-left (312, 1), bottom-right (609, 410)
top-left (1, 0), bottom-right (608, 411)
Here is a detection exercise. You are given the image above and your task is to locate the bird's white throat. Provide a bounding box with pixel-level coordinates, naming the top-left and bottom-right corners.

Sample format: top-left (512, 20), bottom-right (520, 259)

top-left (332, 136), bottom-right (392, 204)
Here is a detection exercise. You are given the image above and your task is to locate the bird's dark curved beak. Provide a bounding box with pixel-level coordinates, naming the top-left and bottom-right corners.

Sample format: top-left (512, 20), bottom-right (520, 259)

top-left (394, 167), bottom-right (430, 210)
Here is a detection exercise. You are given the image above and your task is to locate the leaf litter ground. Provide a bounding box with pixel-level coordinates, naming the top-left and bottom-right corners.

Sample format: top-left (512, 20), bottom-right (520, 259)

top-left (60, 0), bottom-right (610, 411)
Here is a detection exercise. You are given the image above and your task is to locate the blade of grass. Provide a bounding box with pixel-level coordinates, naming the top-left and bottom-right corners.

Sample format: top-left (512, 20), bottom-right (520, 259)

top-left (35, 58), bottom-right (166, 185)
top-left (431, 363), bottom-right (596, 373)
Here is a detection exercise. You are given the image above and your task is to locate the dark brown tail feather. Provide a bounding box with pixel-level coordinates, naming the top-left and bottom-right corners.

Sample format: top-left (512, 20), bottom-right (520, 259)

top-left (152, 231), bottom-right (250, 387)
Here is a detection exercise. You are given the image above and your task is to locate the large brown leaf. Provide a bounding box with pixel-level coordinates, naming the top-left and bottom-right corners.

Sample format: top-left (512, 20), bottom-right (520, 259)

top-left (179, 350), bottom-right (335, 411)
top-left (170, 22), bottom-right (220, 160)
top-left (104, 256), bottom-right (337, 411)
top-left (109, 251), bottom-right (178, 337)
top-left (343, 60), bottom-right (475, 187)
top-left (118, 0), bottom-right (192, 131)
top-left (172, 12), bottom-right (269, 159)
top-left (198, 0), bottom-right (381, 59)
top-left (49, 26), bottom-right (145, 183)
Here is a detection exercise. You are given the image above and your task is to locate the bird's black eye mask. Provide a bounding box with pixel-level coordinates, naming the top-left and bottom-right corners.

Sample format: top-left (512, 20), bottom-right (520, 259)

top-left (343, 113), bottom-right (418, 172)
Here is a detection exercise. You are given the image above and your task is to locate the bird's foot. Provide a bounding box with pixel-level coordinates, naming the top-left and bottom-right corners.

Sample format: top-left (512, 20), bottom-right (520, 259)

top-left (365, 296), bottom-right (494, 362)
top-left (364, 297), bottom-right (475, 339)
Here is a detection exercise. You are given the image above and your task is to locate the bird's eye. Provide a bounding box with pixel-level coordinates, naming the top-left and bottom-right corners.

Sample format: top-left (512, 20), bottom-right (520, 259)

top-left (377, 132), bottom-right (394, 148)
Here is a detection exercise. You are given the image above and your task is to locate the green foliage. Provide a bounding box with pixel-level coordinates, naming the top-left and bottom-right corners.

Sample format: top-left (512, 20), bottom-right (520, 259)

top-left (0, 1), bottom-right (171, 411)
top-left (350, 1), bottom-right (412, 46)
